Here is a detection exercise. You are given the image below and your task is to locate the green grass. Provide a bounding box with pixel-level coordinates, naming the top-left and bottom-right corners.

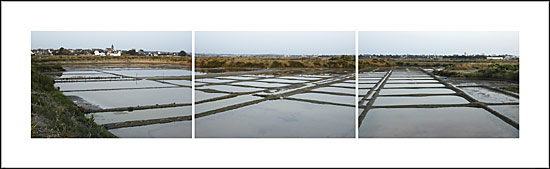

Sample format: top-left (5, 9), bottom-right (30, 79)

top-left (31, 63), bottom-right (116, 138)
top-left (357, 58), bottom-right (519, 82)
top-left (433, 63), bottom-right (519, 82)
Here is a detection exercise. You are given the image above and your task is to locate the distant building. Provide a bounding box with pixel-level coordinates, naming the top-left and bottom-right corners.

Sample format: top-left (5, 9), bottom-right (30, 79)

top-left (96, 44), bottom-right (121, 56)
top-left (464, 51), bottom-right (468, 56)
top-left (94, 50), bottom-right (106, 56)
top-left (486, 56), bottom-right (504, 60)
top-left (107, 50), bottom-right (121, 56)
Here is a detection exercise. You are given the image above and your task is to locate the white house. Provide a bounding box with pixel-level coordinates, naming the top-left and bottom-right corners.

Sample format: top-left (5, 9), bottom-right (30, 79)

top-left (108, 51), bottom-right (121, 56)
top-left (94, 50), bottom-right (106, 56)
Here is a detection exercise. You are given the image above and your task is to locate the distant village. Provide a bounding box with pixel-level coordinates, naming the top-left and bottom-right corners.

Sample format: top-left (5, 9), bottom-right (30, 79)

top-left (359, 52), bottom-right (519, 60)
top-left (193, 52), bottom-right (518, 60)
top-left (31, 44), bottom-right (190, 57)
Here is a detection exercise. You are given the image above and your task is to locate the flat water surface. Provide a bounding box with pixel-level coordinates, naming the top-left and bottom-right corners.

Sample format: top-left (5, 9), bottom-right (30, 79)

top-left (195, 100), bottom-right (355, 138)
top-left (359, 107), bottom-right (518, 137)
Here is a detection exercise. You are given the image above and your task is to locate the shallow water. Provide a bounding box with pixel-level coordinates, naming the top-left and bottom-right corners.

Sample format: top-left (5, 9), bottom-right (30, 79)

top-left (488, 105), bottom-right (519, 123)
top-left (300, 75), bottom-right (332, 78)
top-left (359, 89), bottom-right (371, 95)
top-left (373, 95), bottom-right (469, 106)
top-left (389, 77), bottom-right (435, 80)
top-left (359, 77), bottom-right (382, 80)
top-left (66, 87), bottom-right (192, 109)
top-left (460, 87), bottom-right (519, 103)
top-left (104, 69), bottom-right (192, 77)
top-left (343, 80), bottom-right (356, 83)
top-left (109, 121), bottom-right (191, 138)
top-left (359, 107), bottom-right (518, 137)
top-left (359, 84), bottom-right (376, 88)
top-left (59, 73), bottom-right (119, 79)
top-left (55, 78), bottom-right (136, 83)
top-left (55, 79), bottom-right (173, 91)
top-left (195, 90), bottom-right (229, 102)
top-left (89, 106), bottom-right (191, 125)
top-left (199, 85), bottom-right (265, 93)
top-left (289, 93), bottom-right (355, 106)
top-left (386, 80), bottom-right (439, 83)
top-left (241, 74), bottom-right (275, 78)
top-left (311, 87), bottom-right (356, 95)
top-left (195, 78), bottom-right (235, 83)
top-left (195, 100), bottom-right (355, 138)
top-left (195, 95), bottom-right (263, 114)
top-left (218, 76), bottom-right (257, 80)
top-left (278, 76), bottom-right (322, 81)
top-left (331, 83), bottom-right (356, 88)
top-left (257, 78), bottom-right (308, 84)
top-left (384, 83), bottom-right (445, 88)
top-left (359, 81), bottom-right (380, 85)
top-left (379, 88), bottom-right (455, 95)
top-left (360, 100), bottom-right (369, 106)
top-left (60, 70), bottom-right (101, 74)
top-left (160, 80), bottom-right (192, 86)
top-left (232, 81), bottom-right (289, 88)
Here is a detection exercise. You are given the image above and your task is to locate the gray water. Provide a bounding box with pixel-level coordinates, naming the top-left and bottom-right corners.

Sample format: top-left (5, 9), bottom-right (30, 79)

top-left (258, 78), bottom-right (309, 84)
top-left (195, 95), bottom-right (263, 114)
top-left (289, 93), bottom-right (355, 106)
top-left (489, 105), bottom-right (519, 124)
top-left (373, 95), bottom-right (469, 106)
top-left (109, 121), bottom-right (192, 138)
top-left (359, 107), bottom-right (518, 137)
top-left (460, 87), bottom-right (519, 103)
top-left (55, 79), bottom-right (173, 91)
top-left (232, 81), bottom-right (289, 88)
top-left (311, 87), bottom-right (356, 95)
top-left (199, 85), bottom-right (265, 93)
top-left (195, 78), bottom-right (235, 83)
top-left (66, 87), bottom-right (192, 109)
top-left (195, 90), bottom-right (229, 102)
top-left (195, 100), bottom-right (355, 138)
top-left (379, 88), bottom-right (455, 95)
top-left (104, 69), bottom-right (193, 77)
top-left (88, 106), bottom-right (191, 125)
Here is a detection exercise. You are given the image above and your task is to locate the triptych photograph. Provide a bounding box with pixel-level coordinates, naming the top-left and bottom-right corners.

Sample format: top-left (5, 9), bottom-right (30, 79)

top-left (31, 31), bottom-right (519, 138)
top-left (3, 1), bottom-right (548, 168)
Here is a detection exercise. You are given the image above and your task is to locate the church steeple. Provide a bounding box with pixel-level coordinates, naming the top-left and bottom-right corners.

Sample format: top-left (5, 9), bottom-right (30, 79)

top-left (111, 44), bottom-right (115, 51)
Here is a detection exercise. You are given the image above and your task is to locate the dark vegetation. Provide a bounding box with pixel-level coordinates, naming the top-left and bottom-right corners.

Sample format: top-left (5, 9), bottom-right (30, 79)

top-left (196, 55), bottom-right (355, 69)
top-left (358, 58), bottom-right (519, 82)
top-left (500, 87), bottom-right (520, 93)
top-left (31, 63), bottom-right (116, 138)
top-left (32, 55), bottom-right (192, 66)
top-left (433, 64), bottom-right (519, 82)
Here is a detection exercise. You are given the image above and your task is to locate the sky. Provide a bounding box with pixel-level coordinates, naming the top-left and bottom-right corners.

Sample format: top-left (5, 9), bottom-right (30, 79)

top-left (359, 31), bottom-right (519, 56)
top-left (196, 31), bottom-right (355, 55)
top-left (31, 31), bottom-right (192, 52)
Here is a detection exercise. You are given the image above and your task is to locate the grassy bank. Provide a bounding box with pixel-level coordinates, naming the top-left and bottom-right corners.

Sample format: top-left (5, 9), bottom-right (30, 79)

top-left (32, 55), bottom-right (192, 66)
top-left (358, 58), bottom-right (519, 82)
top-left (31, 64), bottom-right (116, 138)
top-left (359, 58), bottom-right (518, 69)
top-left (196, 56), bottom-right (355, 69)
top-left (433, 64), bottom-right (519, 82)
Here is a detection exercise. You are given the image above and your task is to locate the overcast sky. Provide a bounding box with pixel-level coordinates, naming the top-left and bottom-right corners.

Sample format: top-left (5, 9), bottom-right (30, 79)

top-left (359, 31), bottom-right (519, 55)
top-left (196, 31), bottom-right (355, 55)
top-left (31, 31), bottom-right (192, 52)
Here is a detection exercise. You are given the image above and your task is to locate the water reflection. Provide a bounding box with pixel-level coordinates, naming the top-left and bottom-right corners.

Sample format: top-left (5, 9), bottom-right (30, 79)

top-left (196, 100), bottom-right (355, 138)
top-left (360, 107), bottom-right (518, 137)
